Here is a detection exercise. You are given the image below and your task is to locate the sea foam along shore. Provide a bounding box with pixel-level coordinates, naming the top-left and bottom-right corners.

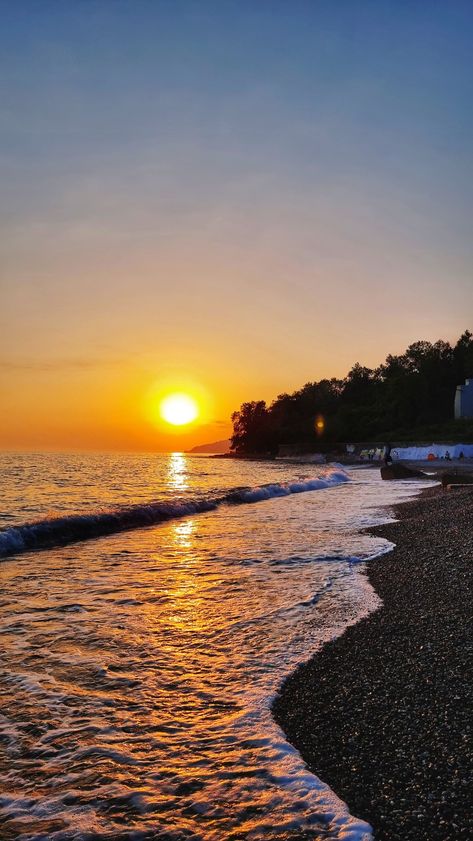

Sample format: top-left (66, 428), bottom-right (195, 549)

top-left (273, 485), bottom-right (472, 841)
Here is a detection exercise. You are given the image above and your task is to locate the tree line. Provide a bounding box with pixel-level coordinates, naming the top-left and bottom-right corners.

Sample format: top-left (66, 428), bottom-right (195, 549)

top-left (230, 331), bottom-right (473, 454)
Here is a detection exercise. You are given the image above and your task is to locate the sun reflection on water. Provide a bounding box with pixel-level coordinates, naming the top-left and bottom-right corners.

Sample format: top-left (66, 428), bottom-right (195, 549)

top-left (166, 452), bottom-right (189, 492)
top-left (172, 518), bottom-right (196, 550)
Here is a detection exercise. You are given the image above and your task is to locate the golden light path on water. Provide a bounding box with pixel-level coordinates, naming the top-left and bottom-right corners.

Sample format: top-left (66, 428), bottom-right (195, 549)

top-left (0, 453), bottom-right (429, 840)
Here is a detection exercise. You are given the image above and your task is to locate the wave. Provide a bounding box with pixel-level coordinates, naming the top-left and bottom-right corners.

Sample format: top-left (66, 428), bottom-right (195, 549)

top-left (225, 471), bottom-right (348, 503)
top-left (0, 467), bottom-right (350, 559)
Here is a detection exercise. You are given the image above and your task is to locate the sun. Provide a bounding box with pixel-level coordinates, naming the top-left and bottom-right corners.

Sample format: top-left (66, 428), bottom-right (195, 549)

top-left (159, 393), bottom-right (199, 426)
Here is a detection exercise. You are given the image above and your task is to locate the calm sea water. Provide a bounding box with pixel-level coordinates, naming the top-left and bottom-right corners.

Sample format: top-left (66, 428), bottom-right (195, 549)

top-left (0, 453), bottom-right (428, 841)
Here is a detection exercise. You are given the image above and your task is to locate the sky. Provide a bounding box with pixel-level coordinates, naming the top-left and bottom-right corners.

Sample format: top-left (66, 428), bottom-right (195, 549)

top-left (1, 0), bottom-right (472, 451)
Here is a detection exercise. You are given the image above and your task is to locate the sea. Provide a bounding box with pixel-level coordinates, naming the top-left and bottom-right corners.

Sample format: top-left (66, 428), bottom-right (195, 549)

top-left (0, 452), bottom-right (430, 841)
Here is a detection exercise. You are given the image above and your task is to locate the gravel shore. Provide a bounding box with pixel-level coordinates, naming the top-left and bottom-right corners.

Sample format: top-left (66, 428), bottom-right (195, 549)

top-left (273, 486), bottom-right (472, 841)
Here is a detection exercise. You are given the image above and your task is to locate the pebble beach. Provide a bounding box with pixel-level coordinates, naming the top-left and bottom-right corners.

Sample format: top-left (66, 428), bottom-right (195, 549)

top-left (273, 485), bottom-right (472, 841)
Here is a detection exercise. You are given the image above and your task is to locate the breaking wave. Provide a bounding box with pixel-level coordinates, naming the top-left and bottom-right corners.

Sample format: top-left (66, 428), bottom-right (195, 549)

top-left (0, 467), bottom-right (349, 559)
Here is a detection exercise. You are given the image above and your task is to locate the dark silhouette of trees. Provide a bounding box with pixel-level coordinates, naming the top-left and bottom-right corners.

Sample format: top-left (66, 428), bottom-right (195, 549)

top-left (454, 330), bottom-right (473, 380)
top-left (230, 330), bottom-right (473, 453)
top-left (230, 401), bottom-right (278, 454)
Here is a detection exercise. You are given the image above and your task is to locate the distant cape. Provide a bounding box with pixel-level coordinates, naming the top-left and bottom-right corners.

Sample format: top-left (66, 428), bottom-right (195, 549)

top-left (188, 439), bottom-right (230, 454)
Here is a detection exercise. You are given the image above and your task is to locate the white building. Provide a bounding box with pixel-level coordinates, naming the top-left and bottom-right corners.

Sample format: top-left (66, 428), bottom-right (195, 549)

top-left (454, 379), bottom-right (473, 419)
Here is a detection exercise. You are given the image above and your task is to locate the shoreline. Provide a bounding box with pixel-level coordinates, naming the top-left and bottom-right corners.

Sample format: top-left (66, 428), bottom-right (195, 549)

top-left (273, 485), bottom-right (472, 840)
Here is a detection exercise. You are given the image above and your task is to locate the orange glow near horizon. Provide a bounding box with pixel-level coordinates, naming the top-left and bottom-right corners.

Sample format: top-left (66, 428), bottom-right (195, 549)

top-left (128, 377), bottom-right (221, 449)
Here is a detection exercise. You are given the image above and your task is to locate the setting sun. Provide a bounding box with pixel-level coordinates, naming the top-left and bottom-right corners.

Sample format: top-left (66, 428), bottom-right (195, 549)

top-left (159, 393), bottom-right (199, 426)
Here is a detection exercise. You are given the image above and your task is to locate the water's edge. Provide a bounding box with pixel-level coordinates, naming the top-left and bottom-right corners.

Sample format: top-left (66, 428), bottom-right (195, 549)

top-left (271, 488), bottom-right (429, 839)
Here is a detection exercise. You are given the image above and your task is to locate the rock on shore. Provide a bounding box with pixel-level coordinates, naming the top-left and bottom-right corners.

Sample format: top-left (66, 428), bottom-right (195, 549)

top-left (273, 487), bottom-right (472, 841)
top-left (380, 463), bottom-right (429, 480)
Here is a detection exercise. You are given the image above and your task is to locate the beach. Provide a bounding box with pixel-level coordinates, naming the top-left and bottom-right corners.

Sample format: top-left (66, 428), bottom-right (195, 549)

top-left (273, 485), bottom-right (473, 840)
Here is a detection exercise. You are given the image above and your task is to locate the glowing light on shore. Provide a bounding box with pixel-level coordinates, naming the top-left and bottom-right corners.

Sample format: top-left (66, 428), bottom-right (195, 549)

top-left (160, 393), bottom-right (199, 426)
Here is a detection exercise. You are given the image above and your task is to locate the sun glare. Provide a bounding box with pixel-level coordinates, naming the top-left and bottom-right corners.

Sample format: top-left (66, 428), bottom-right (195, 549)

top-left (159, 393), bottom-right (199, 426)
